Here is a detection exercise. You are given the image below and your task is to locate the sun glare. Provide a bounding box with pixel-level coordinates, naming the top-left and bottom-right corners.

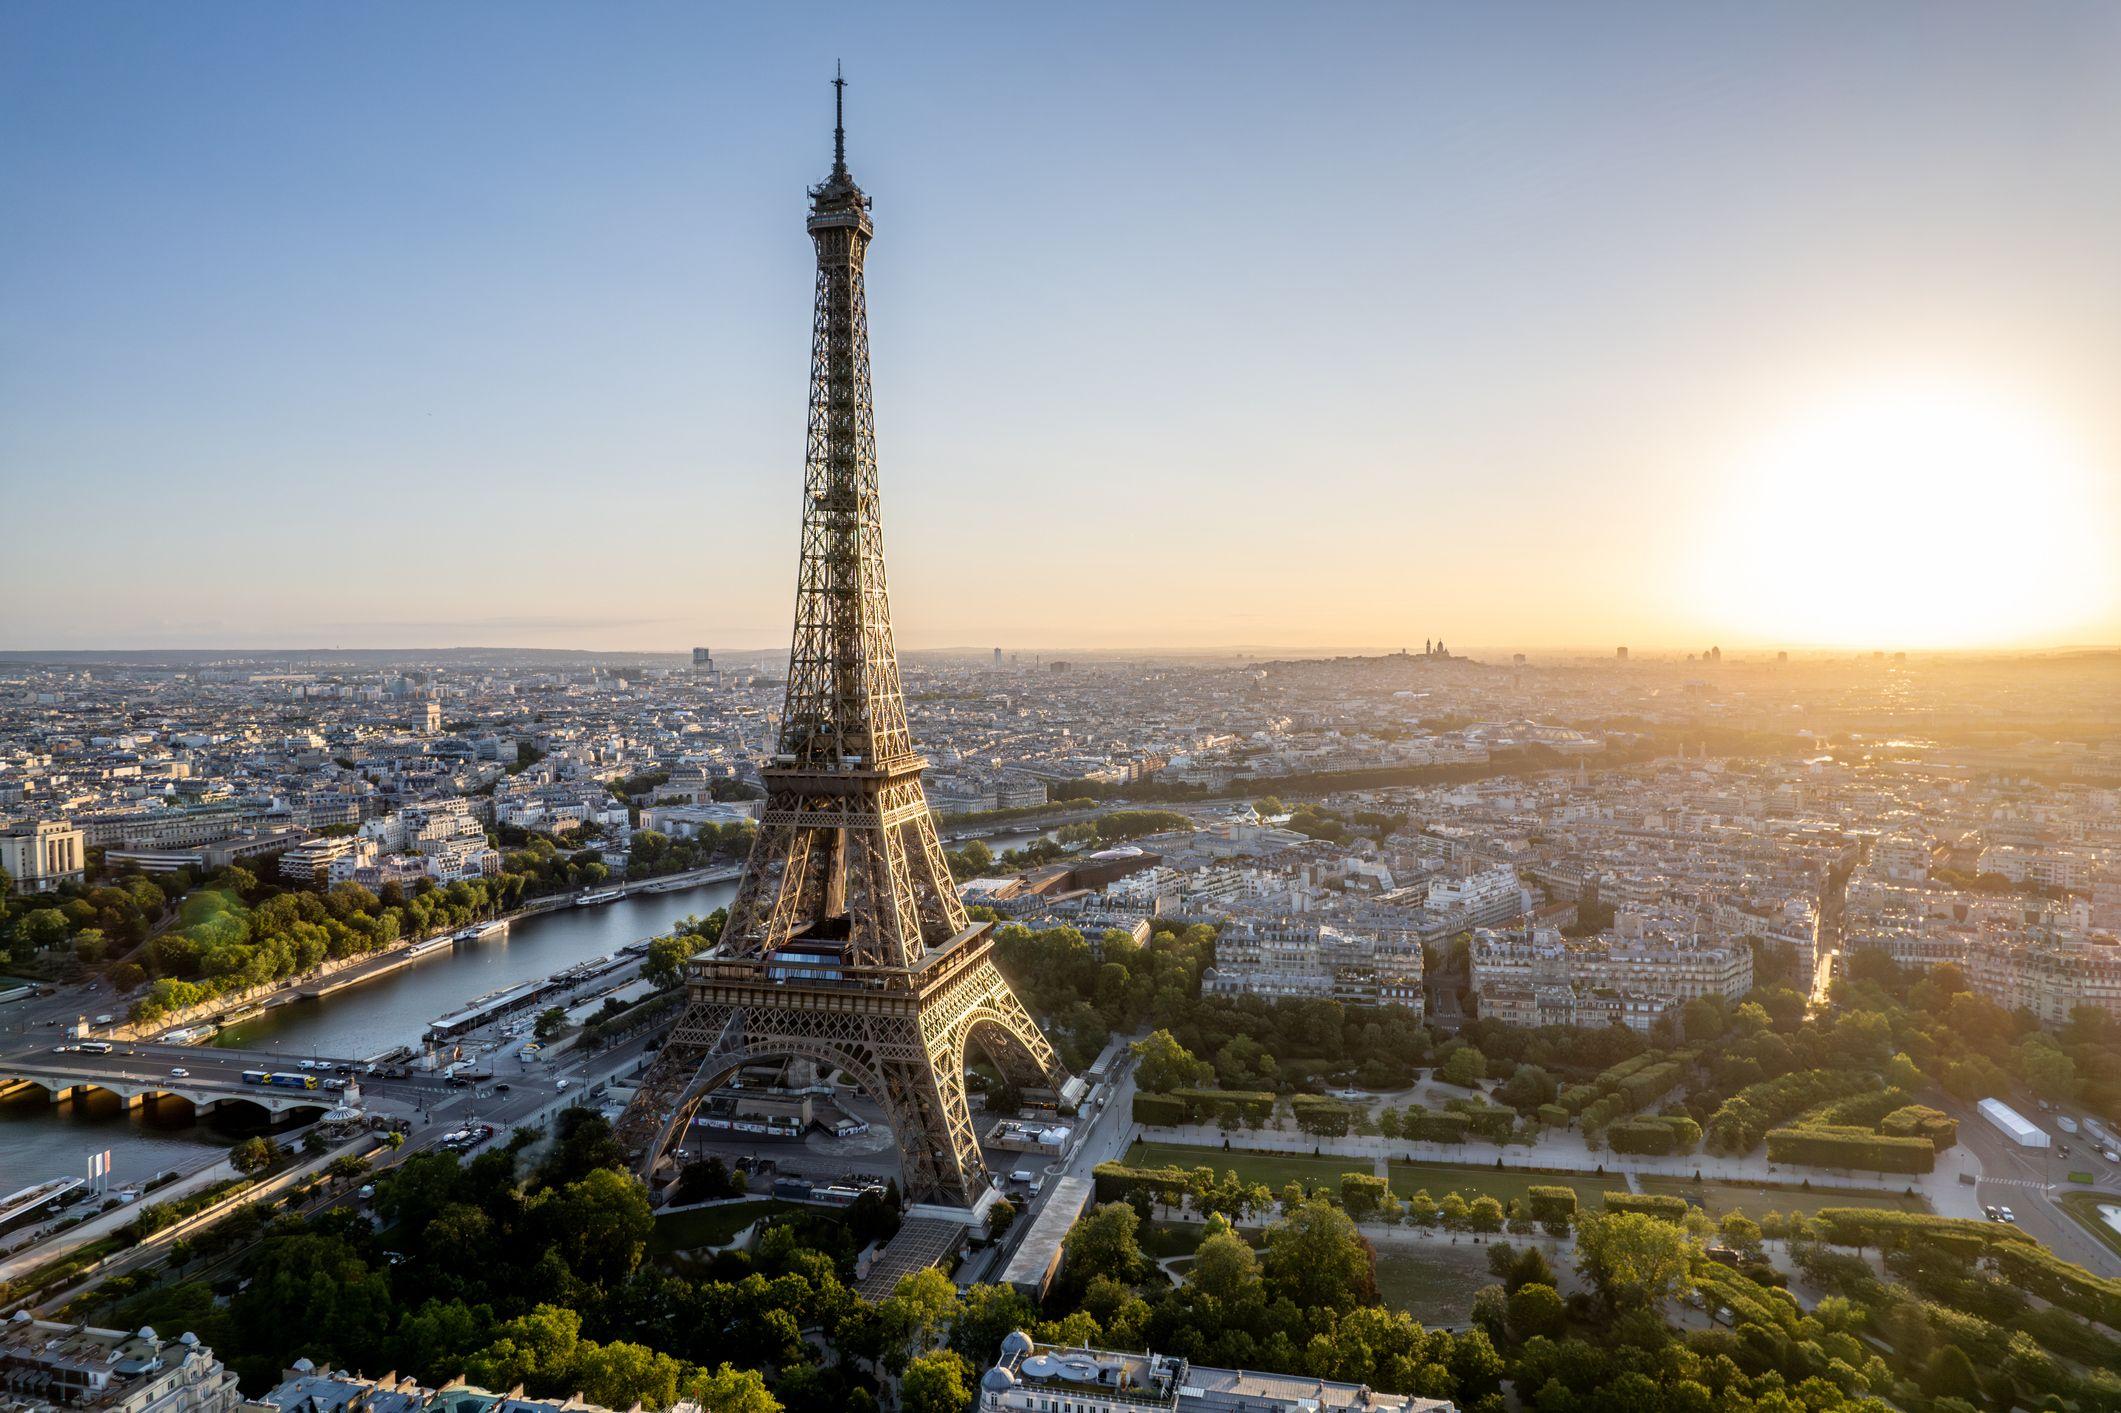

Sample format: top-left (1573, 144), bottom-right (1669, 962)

top-left (1694, 381), bottom-right (2115, 649)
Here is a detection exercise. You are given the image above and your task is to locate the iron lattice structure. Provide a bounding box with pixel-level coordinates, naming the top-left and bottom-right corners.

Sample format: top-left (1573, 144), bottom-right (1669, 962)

top-left (617, 81), bottom-right (1071, 1209)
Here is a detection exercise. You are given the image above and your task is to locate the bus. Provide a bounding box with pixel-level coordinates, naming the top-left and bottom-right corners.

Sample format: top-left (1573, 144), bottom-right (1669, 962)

top-left (78, 1041), bottom-right (112, 1054)
top-left (241, 1070), bottom-right (270, 1086)
top-left (266, 1072), bottom-right (319, 1090)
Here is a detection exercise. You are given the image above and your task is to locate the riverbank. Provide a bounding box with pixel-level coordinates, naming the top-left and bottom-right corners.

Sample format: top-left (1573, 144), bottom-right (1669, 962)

top-left (109, 865), bottom-right (741, 1042)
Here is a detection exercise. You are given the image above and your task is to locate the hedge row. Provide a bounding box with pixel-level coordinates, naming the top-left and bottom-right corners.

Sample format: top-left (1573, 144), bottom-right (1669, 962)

top-left (1091, 1161), bottom-right (1196, 1203)
top-left (1169, 1088), bottom-right (1277, 1123)
top-left (1812, 1207), bottom-right (2120, 1328)
top-left (1606, 1116), bottom-right (1689, 1156)
top-left (1403, 1109), bottom-right (1471, 1144)
top-left (1524, 1186), bottom-right (1578, 1222)
top-left (1764, 1125), bottom-right (1935, 1174)
top-left (1291, 1094), bottom-right (1354, 1137)
top-left (1879, 1103), bottom-right (1959, 1151)
top-left (1603, 1192), bottom-right (1690, 1222)
top-left (1133, 1093), bottom-right (1187, 1126)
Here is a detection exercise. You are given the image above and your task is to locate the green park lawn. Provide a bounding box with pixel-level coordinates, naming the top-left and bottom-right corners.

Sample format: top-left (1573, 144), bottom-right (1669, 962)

top-left (1127, 1141), bottom-right (1618, 1210)
top-left (2055, 1190), bottom-right (2121, 1260)
top-left (1632, 1174), bottom-right (1929, 1220)
top-left (176, 889), bottom-right (248, 932)
top-left (1127, 1140), bottom-right (1382, 1196)
top-left (1374, 1244), bottom-right (1509, 1326)
top-left (648, 1199), bottom-right (796, 1255)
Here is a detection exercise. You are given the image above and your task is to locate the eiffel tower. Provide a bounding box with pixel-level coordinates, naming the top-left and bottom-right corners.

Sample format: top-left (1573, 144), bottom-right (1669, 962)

top-left (617, 74), bottom-right (1077, 1211)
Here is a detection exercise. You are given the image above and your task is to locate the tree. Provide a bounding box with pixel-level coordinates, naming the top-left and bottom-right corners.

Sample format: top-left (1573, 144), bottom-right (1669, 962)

top-left (1573, 1211), bottom-right (1691, 1313)
top-left (1496, 1063), bottom-right (1556, 1111)
top-left (690, 1364), bottom-right (782, 1413)
top-left (231, 1135), bottom-right (281, 1175)
top-left (1188, 1219), bottom-right (1263, 1304)
top-left (1063, 1202), bottom-right (1143, 1288)
top-left (535, 1006), bottom-right (568, 1041)
top-left (875, 1268), bottom-right (958, 1373)
top-left (15, 907), bottom-right (70, 951)
top-left (1439, 1046), bottom-right (1486, 1088)
top-left (901, 1351), bottom-right (972, 1413)
top-left (1131, 1029), bottom-right (1211, 1093)
top-left (534, 1168), bottom-right (654, 1291)
top-left (949, 1284), bottom-right (1036, 1367)
top-left (1716, 1212), bottom-right (1763, 1260)
top-left (1506, 1282), bottom-right (1566, 1341)
top-left (1261, 1199), bottom-right (1377, 1311)
top-left (985, 1197), bottom-right (1018, 1240)
top-left (643, 934), bottom-right (698, 989)
top-left (1338, 1172), bottom-right (1390, 1222)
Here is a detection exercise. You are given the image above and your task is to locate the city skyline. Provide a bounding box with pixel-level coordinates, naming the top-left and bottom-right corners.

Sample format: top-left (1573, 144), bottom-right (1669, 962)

top-left (4, 3), bottom-right (2118, 653)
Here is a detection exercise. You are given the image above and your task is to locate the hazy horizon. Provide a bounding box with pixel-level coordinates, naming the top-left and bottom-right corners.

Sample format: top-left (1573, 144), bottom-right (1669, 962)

top-left (5, 2), bottom-right (2117, 654)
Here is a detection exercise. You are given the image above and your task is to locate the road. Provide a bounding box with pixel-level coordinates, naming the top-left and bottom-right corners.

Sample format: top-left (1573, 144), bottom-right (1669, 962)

top-left (1936, 1094), bottom-right (2121, 1279)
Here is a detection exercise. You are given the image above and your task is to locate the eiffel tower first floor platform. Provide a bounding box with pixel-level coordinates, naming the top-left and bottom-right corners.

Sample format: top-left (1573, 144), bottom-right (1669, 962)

top-left (615, 925), bottom-right (1083, 1215)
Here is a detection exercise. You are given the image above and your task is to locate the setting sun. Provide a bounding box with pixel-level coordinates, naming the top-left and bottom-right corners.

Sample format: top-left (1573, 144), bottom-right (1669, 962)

top-left (1695, 381), bottom-right (2114, 650)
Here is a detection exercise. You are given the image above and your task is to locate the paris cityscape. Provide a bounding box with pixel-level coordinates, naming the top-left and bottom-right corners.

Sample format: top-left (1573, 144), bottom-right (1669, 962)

top-left (3, 8), bottom-right (2120, 1413)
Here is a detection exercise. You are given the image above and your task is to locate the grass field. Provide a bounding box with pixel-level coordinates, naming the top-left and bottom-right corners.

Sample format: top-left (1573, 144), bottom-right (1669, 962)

top-left (649, 1199), bottom-right (797, 1254)
top-left (2056, 1191), bottom-right (2121, 1260)
top-left (1374, 1245), bottom-right (1502, 1326)
top-left (1389, 1161), bottom-right (1611, 1210)
top-left (1127, 1141), bottom-right (1382, 1195)
top-left (1633, 1174), bottom-right (1929, 1220)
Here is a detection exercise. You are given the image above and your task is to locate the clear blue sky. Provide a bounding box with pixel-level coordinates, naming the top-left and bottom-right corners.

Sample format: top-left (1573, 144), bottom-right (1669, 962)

top-left (4, 2), bottom-right (2117, 653)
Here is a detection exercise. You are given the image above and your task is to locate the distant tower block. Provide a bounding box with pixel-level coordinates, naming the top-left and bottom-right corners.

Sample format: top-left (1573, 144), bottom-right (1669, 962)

top-left (992, 647), bottom-right (1002, 670)
top-left (692, 646), bottom-right (719, 688)
top-left (1616, 645), bottom-right (1628, 661)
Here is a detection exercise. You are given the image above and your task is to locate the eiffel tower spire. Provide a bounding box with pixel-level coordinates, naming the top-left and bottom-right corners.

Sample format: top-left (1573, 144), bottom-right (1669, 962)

top-left (616, 79), bottom-right (1076, 1211)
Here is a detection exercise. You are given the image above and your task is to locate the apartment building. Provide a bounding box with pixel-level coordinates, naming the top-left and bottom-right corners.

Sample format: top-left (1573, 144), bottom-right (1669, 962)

top-left (1471, 921), bottom-right (1752, 1013)
top-left (1206, 916), bottom-right (1424, 1010)
top-left (1963, 932), bottom-right (2121, 1026)
top-left (1424, 865), bottom-right (1526, 929)
top-left (0, 1319), bottom-right (245, 1413)
top-left (980, 1335), bottom-right (1455, 1413)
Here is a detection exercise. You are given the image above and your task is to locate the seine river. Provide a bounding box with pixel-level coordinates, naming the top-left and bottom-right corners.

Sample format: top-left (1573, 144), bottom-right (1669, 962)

top-left (0, 822), bottom-right (1065, 1198)
top-left (0, 877), bottom-right (736, 1198)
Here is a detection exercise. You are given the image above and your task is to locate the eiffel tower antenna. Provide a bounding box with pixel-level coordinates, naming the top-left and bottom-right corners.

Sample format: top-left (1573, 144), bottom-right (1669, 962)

top-left (832, 61), bottom-right (847, 176)
top-left (617, 83), bottom-right (1078, 1213)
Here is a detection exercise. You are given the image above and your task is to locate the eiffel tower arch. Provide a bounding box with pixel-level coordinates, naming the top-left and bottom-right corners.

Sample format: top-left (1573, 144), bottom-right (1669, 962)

top-left (617, 77), bottom-right (1078, 1212)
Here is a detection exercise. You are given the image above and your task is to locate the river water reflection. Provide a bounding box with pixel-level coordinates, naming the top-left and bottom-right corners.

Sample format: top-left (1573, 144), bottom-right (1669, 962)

top-left (0, 878), bottom-right (736, 1195)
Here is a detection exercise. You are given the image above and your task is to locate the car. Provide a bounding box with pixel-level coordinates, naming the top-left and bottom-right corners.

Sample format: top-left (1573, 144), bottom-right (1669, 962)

top-left (168, 1066), bottom-right (189, 1077)
top-left (1983, 1205), bottom-right (2001, 1221)
top-left (1998, 1207), bottom-right (2016, 1223)
top-left (50, 1044), bottom-right (69, 1053)
top-left (493, 1083), bottom-right (510, 1093)
top-left (521, 1043), bottom-right (542, 1053)
top-left (323, 1078), bottom-right (348, 1091)
top-left (298, 1059), bottom-right (320, 1070)
top-left (445, 1077), bottom-right (469, 1089)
